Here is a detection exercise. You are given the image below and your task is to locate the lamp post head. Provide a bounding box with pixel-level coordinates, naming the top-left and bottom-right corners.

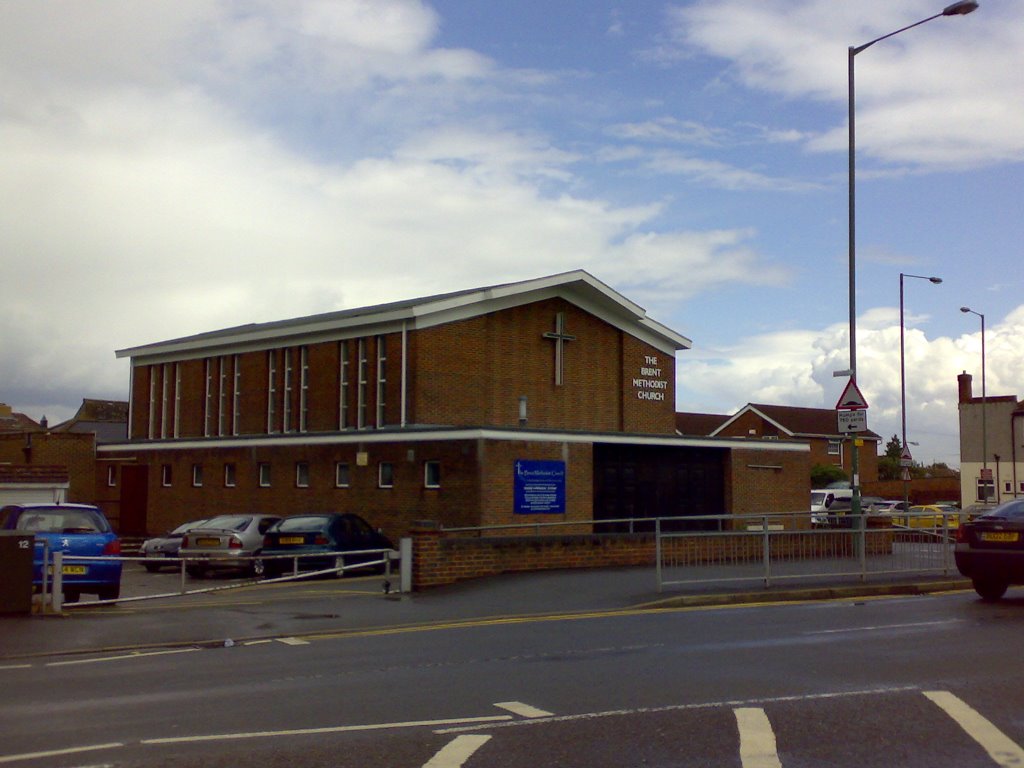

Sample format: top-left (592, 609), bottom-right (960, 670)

top-left (960, 306), bottom-right (972, 313)
top-left (943, 1), bottom-right (979, 15)
top-left (929, 277), bottom-right (943, 284)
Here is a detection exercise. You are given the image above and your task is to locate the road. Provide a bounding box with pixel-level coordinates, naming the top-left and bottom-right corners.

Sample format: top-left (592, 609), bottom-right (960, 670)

top-left (3, 585), bottom-right (1024, 766)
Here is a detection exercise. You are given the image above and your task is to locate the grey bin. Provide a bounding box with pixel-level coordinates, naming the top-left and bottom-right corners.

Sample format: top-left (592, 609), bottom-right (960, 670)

top-left (0, 531), bottom-right (34, 615)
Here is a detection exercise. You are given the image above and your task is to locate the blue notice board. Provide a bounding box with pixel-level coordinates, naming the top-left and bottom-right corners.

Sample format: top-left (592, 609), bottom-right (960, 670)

top-left (513, 460), bottom-right (566, 514)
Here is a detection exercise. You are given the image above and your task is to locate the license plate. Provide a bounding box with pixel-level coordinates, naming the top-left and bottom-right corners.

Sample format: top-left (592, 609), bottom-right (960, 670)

top-left (62, 565), bottom-right (87, 575)
top-left (980, 531), bottom-right (1019, 543)
top-left (196, 537), bottom-right (221, 547)
top-left (278, 536), bottom-right (304, 545)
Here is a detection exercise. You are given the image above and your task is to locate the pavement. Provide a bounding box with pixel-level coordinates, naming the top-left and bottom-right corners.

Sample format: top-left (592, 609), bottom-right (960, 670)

top-left (0, 566), bottom-right (973, 662)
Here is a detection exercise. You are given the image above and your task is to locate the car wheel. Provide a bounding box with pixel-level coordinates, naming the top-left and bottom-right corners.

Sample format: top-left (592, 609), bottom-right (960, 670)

top-left (250, 556), bottom-right (265, 578)
top-left (186, 564), bottom-right (207, 578)
top-left (973, 578), bottom-right (1008, 602)
top-left (97, 584), bottom-right (121, 601)
top-left (63, 588), bottom-right (80, 603)
top-left (143, 563), bottom-right (162, 573)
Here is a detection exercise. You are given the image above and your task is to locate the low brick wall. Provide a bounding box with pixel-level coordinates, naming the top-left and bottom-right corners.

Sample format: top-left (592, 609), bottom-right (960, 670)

top-left (410, 523), bottom-right (894, 590)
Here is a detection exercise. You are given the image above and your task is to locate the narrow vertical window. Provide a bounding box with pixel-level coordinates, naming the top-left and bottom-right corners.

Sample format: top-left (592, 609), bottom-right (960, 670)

top-left (148, 366), bottom-right (157, 439)
top-left (299, 346), bottom-right (309, 433)
top-left (224, 463), bottom-right (237, 488)
top-left (173, 363), bottom-right (181, 438)
top-left (378, 462), bottom-right (394, 489)
top-left (107, 466), bottom-right (117, 487)
top-left (283, 348), bottom-right (293, 433)
top-left (160, 363), bottom-right (171, 439)
top-left (161, 464), bottom-right (173, 487)
top-left (204, 358), bottom-right (214, 437)
top-left (335, 462), bottom-right (350, 488)
top-left (295, 462), bottom-right (310, 488)
top-left (376, 336), bottom-right (387, 428)
top-left (339, 340), bottom-right (349, 429)
top-left (218, 356), bottom-right (228, 436)
top-left (192, 464), bottom-right (203, 487)
top-left (357, 339), bottom-right (368, 429)
top-left (267, 351), bottom-right (277, 434)
top-left (258, 462), bottom-right (271, 488)
top-left (232, 355), bottom-right (240, 436)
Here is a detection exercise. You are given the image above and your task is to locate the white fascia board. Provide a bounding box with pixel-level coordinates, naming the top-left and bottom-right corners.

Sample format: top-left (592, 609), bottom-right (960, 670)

top-left (98, 430), bottom-right (808, 454)
top-left (710, 405), bottom-right (794, 438)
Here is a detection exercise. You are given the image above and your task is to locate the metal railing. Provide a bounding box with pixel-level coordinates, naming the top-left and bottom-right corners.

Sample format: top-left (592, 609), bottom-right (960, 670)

top-left (656, 511), bottom-right (959, 591)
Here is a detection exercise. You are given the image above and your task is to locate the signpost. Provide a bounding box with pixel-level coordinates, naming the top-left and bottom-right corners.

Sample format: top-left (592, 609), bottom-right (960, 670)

top-left (836, 379), bottom-right (869, 540)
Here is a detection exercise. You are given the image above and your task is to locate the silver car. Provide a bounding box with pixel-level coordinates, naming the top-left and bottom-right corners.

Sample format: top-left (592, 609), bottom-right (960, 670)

top-left (139, 518), bottom-right (208, 572)
top-left (178, 514), bottom-right (282, 578)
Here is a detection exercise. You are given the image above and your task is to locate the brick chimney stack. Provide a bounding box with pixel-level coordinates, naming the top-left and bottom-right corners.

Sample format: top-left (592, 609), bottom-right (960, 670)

top-left (958, 371), bottom-right (974, 403)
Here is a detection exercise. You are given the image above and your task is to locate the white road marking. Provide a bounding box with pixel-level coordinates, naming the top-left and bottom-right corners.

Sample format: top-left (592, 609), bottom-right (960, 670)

top-left (142, 715), bottom-right (513, 745)
top-left (735, 708), bottom-right (782, 768)
top-left (0, 664), bottom-right (32, 671)
top-left (806, 620), bottom-right (961, 636)
top-left (46, 648), bottom-right (200, 667)
top-left (494, 701), bottom-right (554, 718)
top-left (925, 690), bottom-right (1024, 766)
top-left (0, 743), bottom-right (123, 764)
top-left (276, 637), bottom-right (310, 646)
top-left (422, 735), bottom-right (492, 767)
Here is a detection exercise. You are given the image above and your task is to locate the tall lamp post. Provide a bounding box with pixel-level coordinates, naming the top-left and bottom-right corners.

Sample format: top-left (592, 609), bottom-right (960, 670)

top-left (961, 306), bottom-right (988, 502)
top-left (847, 1), bottom-right (978, 518)
top-left (899, 273), bottom-right (942, 512)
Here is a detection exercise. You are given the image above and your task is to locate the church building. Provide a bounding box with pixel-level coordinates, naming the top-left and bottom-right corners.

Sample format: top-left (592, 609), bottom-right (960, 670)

top-left (98, 271), bottom-right (808, 537)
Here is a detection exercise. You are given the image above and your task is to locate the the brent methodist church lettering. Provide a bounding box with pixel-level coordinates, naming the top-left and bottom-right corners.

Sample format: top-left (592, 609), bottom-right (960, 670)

top-left (633, 355), bottom-right (668, 401)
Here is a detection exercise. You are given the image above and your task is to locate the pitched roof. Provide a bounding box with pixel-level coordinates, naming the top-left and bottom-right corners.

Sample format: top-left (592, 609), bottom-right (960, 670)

top-left (116, 270), bottom-right (692, 362)
top-left (712, 403), bottom-right (880, 440)
top-left (675, 412), bottom-right (730, 437)
top-left (0, 404), bottom-right (43, 434)
top-left (50, 399), bottom-right (129, 443)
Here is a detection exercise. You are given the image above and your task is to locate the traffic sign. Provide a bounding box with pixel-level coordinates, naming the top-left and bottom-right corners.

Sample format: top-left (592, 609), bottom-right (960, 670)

top-left (836, 378), bottom-right (869, 410)
top-left (837, 410), bottom-right (867, 433)
top-left (900, 448), bottom-right (913, 467)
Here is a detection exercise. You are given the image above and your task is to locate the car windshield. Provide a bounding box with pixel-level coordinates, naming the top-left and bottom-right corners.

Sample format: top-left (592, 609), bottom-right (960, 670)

top-left (980, 500), bottom-right (1024, 520)
top-left (201, 515), bottom-right (252, 531)
top-left (811, 492), bottom-right (827, 505)
top-left (276, 516), bottom-right (330, 533)
top-left (15, 508), bottom-right (109, 534)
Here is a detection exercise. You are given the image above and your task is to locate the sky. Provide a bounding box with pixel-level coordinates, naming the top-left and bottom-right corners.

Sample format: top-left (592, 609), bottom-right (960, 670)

top-left (2, 0), bottom-right (1022, 468)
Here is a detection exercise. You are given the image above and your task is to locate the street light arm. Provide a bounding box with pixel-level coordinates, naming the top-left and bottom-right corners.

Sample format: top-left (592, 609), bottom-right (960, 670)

top-left (851, 2), bottom-right (978, 55)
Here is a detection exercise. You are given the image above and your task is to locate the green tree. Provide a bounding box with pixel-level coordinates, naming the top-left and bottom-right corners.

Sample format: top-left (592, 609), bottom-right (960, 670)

top-left (884, 434), bottom-right (902, 459)
top-left (811, 463), bottom-right (848, 488)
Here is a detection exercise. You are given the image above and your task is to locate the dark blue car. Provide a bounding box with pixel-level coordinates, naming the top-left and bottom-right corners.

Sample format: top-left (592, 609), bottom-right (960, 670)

top-left (262, 513), bottom-right (394, 578)
top-left (0, 503), bottom-right (122, 602)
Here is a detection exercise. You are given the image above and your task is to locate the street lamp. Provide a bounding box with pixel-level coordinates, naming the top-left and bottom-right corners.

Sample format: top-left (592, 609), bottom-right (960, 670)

top-left (961, 306), bottom-right (989, 502)
top-left (847, 1), bottom-right (978, 518)
top-left (899, 273), bottom-right (942, 511)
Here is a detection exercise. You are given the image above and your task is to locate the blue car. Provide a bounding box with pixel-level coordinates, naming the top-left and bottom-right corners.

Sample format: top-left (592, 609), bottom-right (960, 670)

top-left (262, 513), bottom-right (394, 578)
top-left (0, 503), bottom-right (122, 602)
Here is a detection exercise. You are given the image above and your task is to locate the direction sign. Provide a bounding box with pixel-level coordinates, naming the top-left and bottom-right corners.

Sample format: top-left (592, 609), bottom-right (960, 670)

top-left (836, 378), bottom-right (869, 410)
top-left (837, 410), bottom-right (867, 433)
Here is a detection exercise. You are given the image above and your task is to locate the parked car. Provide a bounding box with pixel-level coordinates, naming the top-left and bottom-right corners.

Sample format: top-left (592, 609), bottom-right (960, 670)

top-left (178, 514), bottom-right (282, 578)
top-left (262, 513), bottom-right (394, 578)
top-left (139, 518), bottom-right (208, 572)
top-left (954, 498), bottom-right (1024, 600)
top-left (895, 504), bottom-right (960, 531)
top-left (0, 502), bottom-right (122, 602)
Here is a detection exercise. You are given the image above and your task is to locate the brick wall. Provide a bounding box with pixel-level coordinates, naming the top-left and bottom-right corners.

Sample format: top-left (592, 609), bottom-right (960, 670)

top-left (0, 432), bottom-right (96, 502)
top-left (727, 447), bottom-right (810, 518)
top-left (410, 524), bottom-right (895, 589)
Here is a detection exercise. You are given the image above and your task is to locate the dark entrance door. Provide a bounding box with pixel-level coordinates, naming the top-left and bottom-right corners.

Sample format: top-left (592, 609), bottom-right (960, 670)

top-left (593, 443), bottom-right (725, 531)
top-left (119, 465), bottom-right (149, 535)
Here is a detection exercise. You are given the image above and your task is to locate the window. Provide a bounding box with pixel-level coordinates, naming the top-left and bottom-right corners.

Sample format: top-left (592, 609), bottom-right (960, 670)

top-left (191, 464), bottom-right (203, 487)
top-left (378, 462), bottom-right (394, 489)
top-left (977, 478), bottom-right (995, 502)
top-left (827, 440), bottom-right (841, 456)
top-left (258, 462), bottom-right (271, 488)
top-left (106, 466), bottom-right (117, 487)
top-left (148, 366), bottom-right (157, 439)
top-left (267, 351), bottom-right (277, 433)
top-left (174, 363), bottom-right (182, 438)
top-left (295, 462), bottom-right (310, 488)
top-left (218, 356), bottom-right (229, 436)
top-left (232, 356), bottom-right (240, 436)
top-left (424, 461), bottom-right (441, 489)
top-left (357, 339), bottom-right (368, 429)
top-left (283, 348), bottom-right (293, 433)
top-left (299, 346), bottom-right (309, 433)
top-left (339, 340), bottom-right (350, 429)
top-left (161, 363), bottom-right (171, 439)
top-left (224, 463), bottom-right (237, 488)
top-left (376, 335), bottom-right (387, 427)
top-left (161, 464), bottom-right (173, 487)
top-left (335, 462), bottom-right (350, 488)
top-left (204, 358), bottom-right (214, 437)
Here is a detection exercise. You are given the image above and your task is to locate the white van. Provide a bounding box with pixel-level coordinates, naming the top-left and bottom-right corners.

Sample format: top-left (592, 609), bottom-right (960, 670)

top-left (810, 488), bottom-right (852, 525)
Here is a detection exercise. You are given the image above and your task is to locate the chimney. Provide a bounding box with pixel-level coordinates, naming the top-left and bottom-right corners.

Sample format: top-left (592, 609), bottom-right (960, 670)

top-left (958, 371), bottom-right (973, 403)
